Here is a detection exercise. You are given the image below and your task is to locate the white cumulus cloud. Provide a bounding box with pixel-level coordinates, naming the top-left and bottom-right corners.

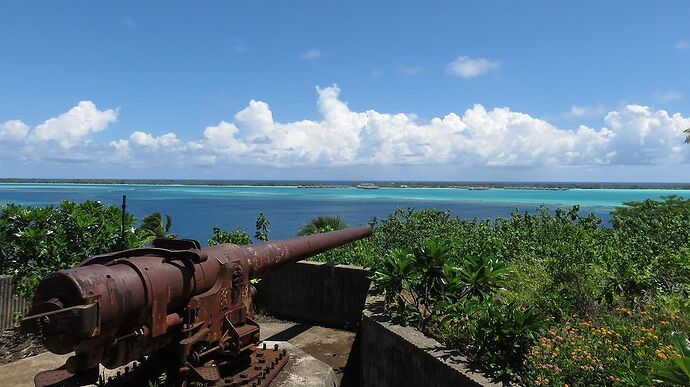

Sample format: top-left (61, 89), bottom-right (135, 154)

top-left (603, 105), bottom-right (690, 164)
top-left (0, 101), bottom-right (118, 162)
top-left (28, 101), bottom-right (117, 148)
top-left (109, 86), bottom-right (690, 168)
top-left (0, 120), bottom-right (30, 142)
top-left (2, 89), bottom-right (690, 170)
top-left (447, 56), bottom-right (501, 79)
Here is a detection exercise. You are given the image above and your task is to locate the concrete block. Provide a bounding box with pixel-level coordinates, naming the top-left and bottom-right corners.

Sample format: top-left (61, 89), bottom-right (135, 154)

top-left (360, 292), bottom-right (502, 387)
top-left (255, 261), bottom-right (371, 330)
top-left (0, 352), bottom-right (70, 387)
top-left (264, 341), bottom-right (338, 387)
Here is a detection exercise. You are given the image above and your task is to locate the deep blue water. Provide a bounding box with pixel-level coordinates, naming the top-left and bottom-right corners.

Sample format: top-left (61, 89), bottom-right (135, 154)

top-left (2, 183), bottom-right (690, 244)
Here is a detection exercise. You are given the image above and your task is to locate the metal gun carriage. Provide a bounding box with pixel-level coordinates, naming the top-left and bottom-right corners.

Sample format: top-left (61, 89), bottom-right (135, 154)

top-left (21, 225), bottom-right (373, 386)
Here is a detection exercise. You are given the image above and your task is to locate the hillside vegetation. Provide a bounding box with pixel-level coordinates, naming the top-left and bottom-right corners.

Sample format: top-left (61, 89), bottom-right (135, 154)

top-left (312, 197), bottom-right (690, 385)
top-left (2, 197), bottom-right (690, 385)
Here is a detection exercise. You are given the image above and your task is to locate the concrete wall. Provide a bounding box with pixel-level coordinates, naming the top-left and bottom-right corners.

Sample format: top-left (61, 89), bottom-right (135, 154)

top-left (254, 261), bottom-right (499, 386)
top-left (360, 292), bottom-right (501, 387)
top-left (254, 261), bottom-right (371, 330)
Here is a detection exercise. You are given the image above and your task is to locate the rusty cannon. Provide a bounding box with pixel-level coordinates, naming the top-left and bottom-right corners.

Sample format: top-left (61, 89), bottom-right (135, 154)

top-left (20, 225), bottom-right (372, 386)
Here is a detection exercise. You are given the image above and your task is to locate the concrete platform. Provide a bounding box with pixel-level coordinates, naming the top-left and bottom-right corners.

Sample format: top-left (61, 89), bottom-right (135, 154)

top-left (264, 341), bottom-right (337, 387)
top-left (261, 323), bottom-right (357, 383)
top-left (0, 322), bottom-right (353, 386)
top-left (0, 351), bottom-right (70, 387)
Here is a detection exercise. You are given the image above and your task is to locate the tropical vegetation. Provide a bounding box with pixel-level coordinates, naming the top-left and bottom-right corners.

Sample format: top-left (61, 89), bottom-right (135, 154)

top-left (0, 201), bottom-right (143, 295)
top-left (3, 196), bottom-right (690, 385)
top-left (138, 212), bottom-right (175, 242)
top-left (310, 196), bottom-right (690, 385)
top-left (0, 202), bottom-right (270, 296)
top-left (297, 215), bottom-right (348, 236)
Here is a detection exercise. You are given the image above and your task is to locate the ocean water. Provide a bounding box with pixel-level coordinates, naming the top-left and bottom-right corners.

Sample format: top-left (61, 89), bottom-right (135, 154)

top-left (1, 183), bottom-right (689, 244)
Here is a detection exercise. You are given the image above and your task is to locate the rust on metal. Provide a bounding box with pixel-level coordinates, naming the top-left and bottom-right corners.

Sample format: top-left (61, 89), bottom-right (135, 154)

top-left (20, 225), bottom-right (372, 386)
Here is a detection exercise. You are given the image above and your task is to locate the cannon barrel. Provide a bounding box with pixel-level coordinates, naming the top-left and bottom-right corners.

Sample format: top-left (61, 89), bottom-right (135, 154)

top-left (21, 224), bottom-right (373, 371)
top-left (211, 224), bottom-right (373, 277)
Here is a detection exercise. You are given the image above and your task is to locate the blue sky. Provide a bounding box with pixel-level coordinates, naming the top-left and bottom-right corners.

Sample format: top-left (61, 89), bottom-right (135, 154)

top-left (1, 1), bottom-right (689, 181)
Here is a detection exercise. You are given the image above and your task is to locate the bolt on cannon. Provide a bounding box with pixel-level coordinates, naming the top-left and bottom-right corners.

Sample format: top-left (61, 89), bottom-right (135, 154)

top-left (20, 225), bottom-right (373, 386)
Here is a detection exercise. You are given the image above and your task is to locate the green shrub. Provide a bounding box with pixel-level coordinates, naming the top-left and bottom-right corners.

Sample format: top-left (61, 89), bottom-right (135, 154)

top-left (0, 200), bottom-right (145, 296)
top-left (318, 198), bottom-right (690, 381)
top-left (608, 196), bottom-right (690, 301)
top-left (208, 227), bottom-right (252, 246)
top-left (440, 300), bottom-right (544, 377)
top-left (208, 212), bottom-right (274, 246)
top-left (372, 239), bottom-right (541, 377)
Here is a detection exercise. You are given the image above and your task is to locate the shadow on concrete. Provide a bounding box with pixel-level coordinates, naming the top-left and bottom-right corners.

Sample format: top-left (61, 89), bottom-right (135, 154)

top-left (339, 330), bottom-right (362, 387)
top-left (264, 323), bottom-right (312, 342)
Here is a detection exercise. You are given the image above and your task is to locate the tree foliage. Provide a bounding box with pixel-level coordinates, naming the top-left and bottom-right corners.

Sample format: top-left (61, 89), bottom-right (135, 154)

top-left (314, 197), bottom-right (690, 382)
top-left (209, 212), bottom-right (272, 246)
top-left (138, 212), bottom-right (175, 242)
top-left (0, 201), bottom-right (145, 295)
top-left (207, 227), bottom-right (252, 246)
top-left (254, 213), bottom-right (270, 242)
top-left (297, 215), bottom-right (348, 236)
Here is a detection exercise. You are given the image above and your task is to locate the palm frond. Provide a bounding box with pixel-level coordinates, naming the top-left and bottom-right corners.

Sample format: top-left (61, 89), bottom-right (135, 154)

top-left (297, 215), bottom-right (348, 236)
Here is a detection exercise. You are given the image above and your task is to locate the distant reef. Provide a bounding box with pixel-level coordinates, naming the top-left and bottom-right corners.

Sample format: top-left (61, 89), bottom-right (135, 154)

top-left (1, 178), bottom-right (690, 190)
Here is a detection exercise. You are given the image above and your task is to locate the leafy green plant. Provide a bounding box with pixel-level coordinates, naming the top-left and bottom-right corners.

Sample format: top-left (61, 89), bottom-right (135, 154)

top-left (137, 212), bottom-right (175, 242)
top-left (472, 302), bottom-right (544, 376)
top-left (254, 213), bottom-right (270, 242)
top-left (207, 227), bottom-right (252, 246)
top-left (0, 200), bottom-right (145, 296)
top-left (456, 254), bottom-right (509, 300)
top-left (654, 332), bottom-right (690, 385)
top-left (361, 199), bottom-right (690, 380)
top-left (209, 212), bottom-right (271, 246)
top-left (372, 248), bottom-right (414, 304)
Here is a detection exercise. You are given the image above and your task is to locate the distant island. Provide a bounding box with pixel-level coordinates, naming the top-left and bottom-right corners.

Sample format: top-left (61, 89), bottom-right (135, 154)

top-left (1, 178), bottom-right (690, 190)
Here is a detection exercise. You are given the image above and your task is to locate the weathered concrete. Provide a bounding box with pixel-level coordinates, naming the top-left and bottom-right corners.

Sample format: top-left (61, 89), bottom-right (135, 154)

top-left (265, 341), bottom-right (338, 387)
top-left (255, 261), bottom-right (371, 330)
top-left (0, 352), bottom-right (70, 387)
top-left (258, 319), bottom-right (357, 385)
top-left (0, 322), bottom-right (346, 387)
top-left (360, 291), bottom-right (502, 387)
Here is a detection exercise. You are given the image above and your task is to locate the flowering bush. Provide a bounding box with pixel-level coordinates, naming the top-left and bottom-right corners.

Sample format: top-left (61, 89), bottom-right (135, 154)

top-left (521, 308), bottom-right (683, 386)
top-left (340, 199), bottom-right (690, 382)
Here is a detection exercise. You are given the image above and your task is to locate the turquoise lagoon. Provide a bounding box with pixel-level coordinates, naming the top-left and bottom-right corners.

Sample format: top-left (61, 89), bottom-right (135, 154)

top-left (1, 183), bottom-right (689, 243)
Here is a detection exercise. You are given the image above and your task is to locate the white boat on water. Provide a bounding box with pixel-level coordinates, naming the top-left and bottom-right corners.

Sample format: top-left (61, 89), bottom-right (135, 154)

top-left (356, 183), bottom-right (379, 189)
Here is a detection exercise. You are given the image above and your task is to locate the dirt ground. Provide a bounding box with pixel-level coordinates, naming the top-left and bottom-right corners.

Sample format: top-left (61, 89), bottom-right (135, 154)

top-left (0, 328), bottom-right (45, 365)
